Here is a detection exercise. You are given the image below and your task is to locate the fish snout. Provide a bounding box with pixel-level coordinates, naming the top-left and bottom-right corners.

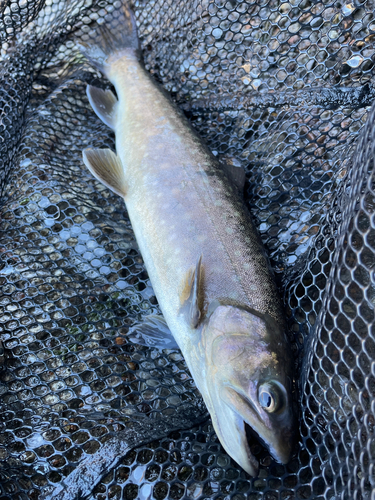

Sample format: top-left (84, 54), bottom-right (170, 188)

top-left (213, 383), bottom-right (295, 473)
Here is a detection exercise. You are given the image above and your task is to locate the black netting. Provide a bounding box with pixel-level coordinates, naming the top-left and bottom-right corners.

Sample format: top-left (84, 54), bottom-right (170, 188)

top-left (1, 1), bottom-right (375, 499)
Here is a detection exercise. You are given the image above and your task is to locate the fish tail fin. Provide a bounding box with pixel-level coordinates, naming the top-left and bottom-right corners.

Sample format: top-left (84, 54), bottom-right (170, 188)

top-left (77, 3), bottom-right (141, 76)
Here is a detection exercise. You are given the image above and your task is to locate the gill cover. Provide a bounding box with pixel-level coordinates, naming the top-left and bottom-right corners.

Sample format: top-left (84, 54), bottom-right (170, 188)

top-left (201, 304), bottom-right (295, 476)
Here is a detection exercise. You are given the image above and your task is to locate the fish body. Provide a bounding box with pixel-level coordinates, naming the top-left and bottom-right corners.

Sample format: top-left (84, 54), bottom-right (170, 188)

top-left (79, 6), bottom-right (295, 476)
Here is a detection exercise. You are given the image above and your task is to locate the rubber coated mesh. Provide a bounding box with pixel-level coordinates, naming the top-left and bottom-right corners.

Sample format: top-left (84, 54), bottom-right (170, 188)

top-left (1, 1), bottom-right (375, 499)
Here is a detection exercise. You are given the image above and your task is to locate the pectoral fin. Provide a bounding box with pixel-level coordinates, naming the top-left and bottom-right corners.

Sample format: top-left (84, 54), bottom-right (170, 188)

top-left (83, 148), bottom-right (126, 197)
top-left (87, 85), bottom-right (117, 129)
top-left (180, 255), bottom-right (204, 329)
top-left (127, 314), bottom-right (179, 350)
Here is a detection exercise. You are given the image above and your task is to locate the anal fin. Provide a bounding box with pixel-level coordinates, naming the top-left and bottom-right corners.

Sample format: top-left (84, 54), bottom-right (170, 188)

top-left (83, 148), bottom-right (126, 197)
top-left (87, 85), bottom-right (117, 130)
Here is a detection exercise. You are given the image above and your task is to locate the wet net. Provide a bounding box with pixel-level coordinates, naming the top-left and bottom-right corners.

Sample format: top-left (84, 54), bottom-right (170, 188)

top-left (1, 0), bottom-right (375, 499)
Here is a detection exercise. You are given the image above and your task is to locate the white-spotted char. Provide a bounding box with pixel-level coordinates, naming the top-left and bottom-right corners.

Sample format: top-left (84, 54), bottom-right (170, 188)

top-left (78, 4), bottom-right (296, 476)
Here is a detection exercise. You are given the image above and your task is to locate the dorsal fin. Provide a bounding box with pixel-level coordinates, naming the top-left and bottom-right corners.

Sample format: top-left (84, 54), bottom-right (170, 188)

top-left (83, 148), bottom-right (126, 197)
top-left (87, 85), bottom-right (118, 130)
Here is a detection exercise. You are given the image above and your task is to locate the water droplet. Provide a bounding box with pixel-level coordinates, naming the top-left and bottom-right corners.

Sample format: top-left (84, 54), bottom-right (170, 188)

top-left (26, 433), bottom-right (44, 448)
top-left (346, 55), bottom-right (363, 68)
top-left (20, 158), bottom-right (32, 167)
top-left (328, 29), bottom-right (339, 39)
top-left (139, 483), bottom-right (152, 500)
top-left (131, 464), bottom-right (147, 482)
top-left (212, 28), bottom-right (222, 39)
top-left (252, 79), bottom-right (262, 90)
top-left (342, 3), bottom-right (355, 15)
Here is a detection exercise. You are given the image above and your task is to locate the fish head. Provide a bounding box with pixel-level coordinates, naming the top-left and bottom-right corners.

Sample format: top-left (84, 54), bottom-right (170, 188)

top-left (200, 304), bottom-right (295, 476)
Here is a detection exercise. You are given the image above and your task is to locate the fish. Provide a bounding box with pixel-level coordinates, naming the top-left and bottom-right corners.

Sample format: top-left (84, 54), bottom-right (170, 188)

top-left (77, 3), bottom-right (296, 476)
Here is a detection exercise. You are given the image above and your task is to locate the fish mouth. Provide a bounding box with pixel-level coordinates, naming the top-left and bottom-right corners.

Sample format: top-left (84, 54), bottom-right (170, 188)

top-left (209, 387), bottom-right (259, 476)
top-left (244, 420), bottom-right (279, 463)
top-left (211, 386), bottom-right (293, 476)
top-left (232, 413), bottom-right (260, 476)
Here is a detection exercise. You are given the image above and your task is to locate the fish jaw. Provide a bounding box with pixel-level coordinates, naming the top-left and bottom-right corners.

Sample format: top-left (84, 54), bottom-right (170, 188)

top-left (207, 387), bottom-right (260, 476)
top-left (196, 304), bottom-right (295, 475)
top-left (205, 379), bottom-right (295, 476)
top-left (224, 384), bottom-right (295, 465)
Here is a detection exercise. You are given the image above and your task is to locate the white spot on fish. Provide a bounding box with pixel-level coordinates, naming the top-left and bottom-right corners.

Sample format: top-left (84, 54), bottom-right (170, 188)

top-left (226, 227), bottom-right (234, 235)
top-left (128, 65), bottom-right (138, 75)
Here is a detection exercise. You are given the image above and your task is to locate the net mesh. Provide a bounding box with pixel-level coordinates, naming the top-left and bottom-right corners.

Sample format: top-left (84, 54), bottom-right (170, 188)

top-left (1, 0), bottom-right (375, 499)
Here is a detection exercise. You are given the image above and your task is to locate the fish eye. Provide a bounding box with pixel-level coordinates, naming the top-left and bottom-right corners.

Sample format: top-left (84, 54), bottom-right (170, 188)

top-left (258, 382), bottom-right (284, 413)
